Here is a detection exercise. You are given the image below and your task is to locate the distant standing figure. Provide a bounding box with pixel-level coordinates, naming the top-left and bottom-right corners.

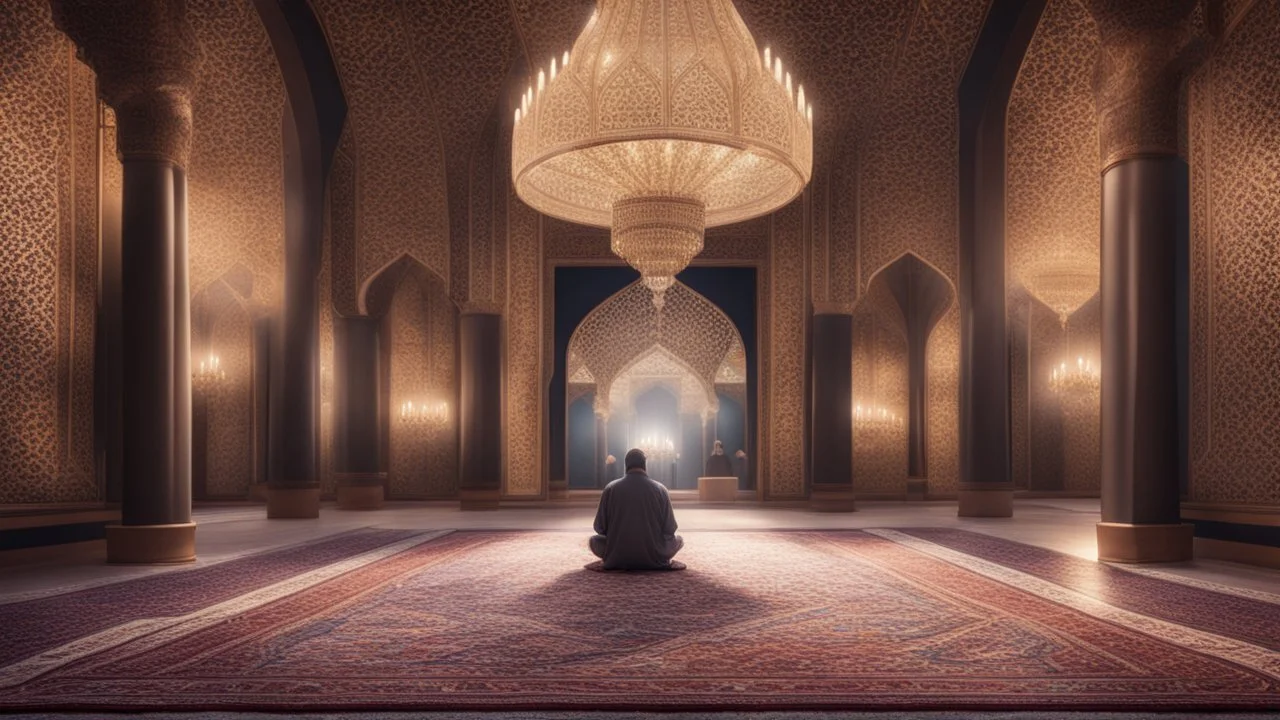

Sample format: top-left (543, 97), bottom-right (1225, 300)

top-left (590, 448), bottom-right (685, 570)
top-left (705, 439), bottom-right (734, 477)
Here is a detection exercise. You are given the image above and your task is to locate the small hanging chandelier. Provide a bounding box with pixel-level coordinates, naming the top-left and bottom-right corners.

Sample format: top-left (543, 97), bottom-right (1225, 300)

top-left (1049, 356), bottom-right (1100, 395)
top-left (192, 353), bottom-right (226, 395)
top-left (513, 0), bottom-right (814, 308)
top-left (853, 402), bottom-right (903, 433)
top-left (399, 399), bottom-right (450, 428)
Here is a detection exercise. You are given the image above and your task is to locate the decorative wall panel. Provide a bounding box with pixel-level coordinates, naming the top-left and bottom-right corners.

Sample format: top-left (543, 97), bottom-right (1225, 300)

top-left (186, 0), bottom-right (285, 309)
top-left (857, 0), bottom-right (988, 291)
top-left (329, 129), bottom-right (359, 317)
top-left (505, 192), bottom-right (543, 496)
top-left (852, 282), bottom-right (909, 494)
top-left (1188, 0), bottom-right (1280, 506)
top-left (312, 0), bottom-right (451, 291)
top-left (205, 301), bottom-right (253, 498)
top-left (319, 207), bottom-right (336, 499)
top-left (379, 263), bottom-right (457, 499)
top-left (767, 200), bottom-right (807, 497)
top-left (0, 2), bottom-right (99, 504)
top-left (1009, 288), bottom-right (1031, 490)
top-left (926, 305), bottom-right (961, 495)
top-left (1005, 0), bottom-right (1100, 289)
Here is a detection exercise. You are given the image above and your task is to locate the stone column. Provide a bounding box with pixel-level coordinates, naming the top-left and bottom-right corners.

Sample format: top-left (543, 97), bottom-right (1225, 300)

top-left (809, 305), bottom-right (855, 512)
top-left (955, 0), bottom-right (1048, 518)
top-left (53, 0), bottom-right (201, 563)
top-left (594, 410), bottom-right (609, 489)
top-left (1087, 0), bottom-right (1203, 562)
top-left (459, 306), bottom-right (503, 508)
top-left (678, 411), bottom-right (702, 490)
top-left (334, 316), bottom-right (385, 509)
top-left (266, 98), bottom-right (324, 518)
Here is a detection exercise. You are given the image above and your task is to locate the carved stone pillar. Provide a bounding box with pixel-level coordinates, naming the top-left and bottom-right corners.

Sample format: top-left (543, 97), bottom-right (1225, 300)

top-left (53, 0), bottom-right (201, 563)
top-left (459, 306), bottom-right (503, 508)
top-left (809, 304), bottom-right (855, 512)
top-left (1087, 0), bottom-right (1204, 562)
top-left (334, 316), bottom-right (385, 509)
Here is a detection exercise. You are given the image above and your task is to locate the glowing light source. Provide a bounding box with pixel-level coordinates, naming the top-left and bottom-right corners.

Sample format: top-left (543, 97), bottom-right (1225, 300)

top-left (512, 0), bottom-right (813, 308)
top-left (399, 399), bottom-right (450, 428)
top-left (193, 353), bottom-right (226, 394)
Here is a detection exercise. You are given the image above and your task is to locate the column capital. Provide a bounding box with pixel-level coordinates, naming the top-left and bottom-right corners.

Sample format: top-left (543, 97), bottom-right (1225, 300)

top-left (1085, 0), bottom-right (1211, 170)
top-left (51, 0), bottom-right (200, 168)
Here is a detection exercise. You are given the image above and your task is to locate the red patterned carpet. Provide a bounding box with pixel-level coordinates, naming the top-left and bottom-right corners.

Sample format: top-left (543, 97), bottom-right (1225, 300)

top-left (1, 529), bottom-right (1278, 711)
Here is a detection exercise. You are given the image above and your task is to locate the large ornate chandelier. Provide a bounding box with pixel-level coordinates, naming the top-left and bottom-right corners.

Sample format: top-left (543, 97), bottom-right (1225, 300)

top-left (513, 0), bottom-right (814, 308)
top-left (1019, 250), bottom-right (1098, 327)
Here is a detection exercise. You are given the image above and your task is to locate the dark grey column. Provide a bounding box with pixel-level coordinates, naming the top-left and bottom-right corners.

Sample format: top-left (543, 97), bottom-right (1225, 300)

top-left (809, 308), bottom-right (855, 511)
top-left (956, 0), bottom-right (1047, 517)
top-left (459, 310), bottom-right (503, 508)
top-left (266, 99), bottom-right (323, 518)
top-left (53, 0), bottom-right (200, 563)
top-left (1088, 0), bottom-right (1201, 562)
top-left (334, 316), bottom-right (385, 509)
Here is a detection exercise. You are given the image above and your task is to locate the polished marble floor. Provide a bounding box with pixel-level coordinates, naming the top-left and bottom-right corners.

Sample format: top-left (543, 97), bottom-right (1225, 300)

top-left (2, 499), bottom-right (1277, 601)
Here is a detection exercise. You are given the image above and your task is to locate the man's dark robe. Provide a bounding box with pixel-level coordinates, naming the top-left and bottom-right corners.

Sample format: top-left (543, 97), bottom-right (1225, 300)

top-left (590, 470), bottom-right (682, 570)
top-left (705, 451), bottom-right (734, 477)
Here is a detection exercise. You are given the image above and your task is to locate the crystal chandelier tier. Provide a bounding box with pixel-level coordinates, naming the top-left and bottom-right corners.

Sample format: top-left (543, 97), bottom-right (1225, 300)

top-left (513, 0), bottom-right (814, 308)
top-left (1020, 250), bottom-right (1099, 327)
top-left (1049, 356), bottom-right (1100, 395)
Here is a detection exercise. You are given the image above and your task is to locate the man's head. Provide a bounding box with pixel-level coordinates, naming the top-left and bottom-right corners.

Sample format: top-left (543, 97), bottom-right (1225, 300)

top-left (713, 440), bottom-right (724, 454)
top-left (624, 448), bottom-right (647, 472)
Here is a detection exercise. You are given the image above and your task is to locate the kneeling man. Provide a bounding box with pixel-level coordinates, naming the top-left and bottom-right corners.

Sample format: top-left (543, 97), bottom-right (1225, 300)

top-left (589, 448), bottom-right (684, 570)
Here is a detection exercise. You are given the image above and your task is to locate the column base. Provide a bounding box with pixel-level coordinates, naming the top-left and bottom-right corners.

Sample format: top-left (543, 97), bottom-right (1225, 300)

top-left (248, 483), bottom-right (268, 502)
top-left (335, 473), bottom-right (386, 510)
top-left (548, 479), bottom-right (569, 500)
top-left (1097, 522), bottom-right (1194, 563)
top-left (459, 488), bottom-right (501, 510)
top-left (106, 523), bottom-right (196, 564)
top-left (958, 488), bottom-right (1014, 517)
top-left (266, 486), bottom-right (320, 519)
top-left (809, 486), bottom-right (856, 512)
top-left (906, 477), bottom-right (928, 501)
top-left (336, 485), bottom-right (384, 511)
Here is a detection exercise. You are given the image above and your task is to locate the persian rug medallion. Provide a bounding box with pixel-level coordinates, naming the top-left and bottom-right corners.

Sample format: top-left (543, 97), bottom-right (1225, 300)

top-left (1, 528), bottom-right (1278, 711)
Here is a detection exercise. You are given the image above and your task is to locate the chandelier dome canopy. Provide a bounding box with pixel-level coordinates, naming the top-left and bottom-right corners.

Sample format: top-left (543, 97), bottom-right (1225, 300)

top-left (513, 0), bottom-right (813, 306)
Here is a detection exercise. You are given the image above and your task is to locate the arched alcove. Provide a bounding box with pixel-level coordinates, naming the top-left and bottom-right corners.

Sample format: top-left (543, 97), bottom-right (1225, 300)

top-left (363, 255), bottom-right (458, 500)
top-left (191, 268), bottom-right (258, 500)
top-left (858, 252), bottom-right (956, 497)
top-left (564, 279), bottom-right (749, 492)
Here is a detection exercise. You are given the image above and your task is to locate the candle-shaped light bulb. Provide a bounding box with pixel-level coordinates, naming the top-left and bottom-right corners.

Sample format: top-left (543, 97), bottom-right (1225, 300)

top-left (537, 69), bottom-right (545, 94)
top-left (515, 108), bottom-right (521, 124)
top-left (550, 57), bottom-right (557, 80)
top-left (763, 46), bottom-right (771, 70)
top-left (797, 84), bottom-right (806, 113)
top-left (563, 50), bottom-right (570, 67)
top-left (785, 71), bottom-right (792, 99)
top-left (774, 57), bottom-right (783, 83)
top-left (807, 104), bottom-right (813, 124)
